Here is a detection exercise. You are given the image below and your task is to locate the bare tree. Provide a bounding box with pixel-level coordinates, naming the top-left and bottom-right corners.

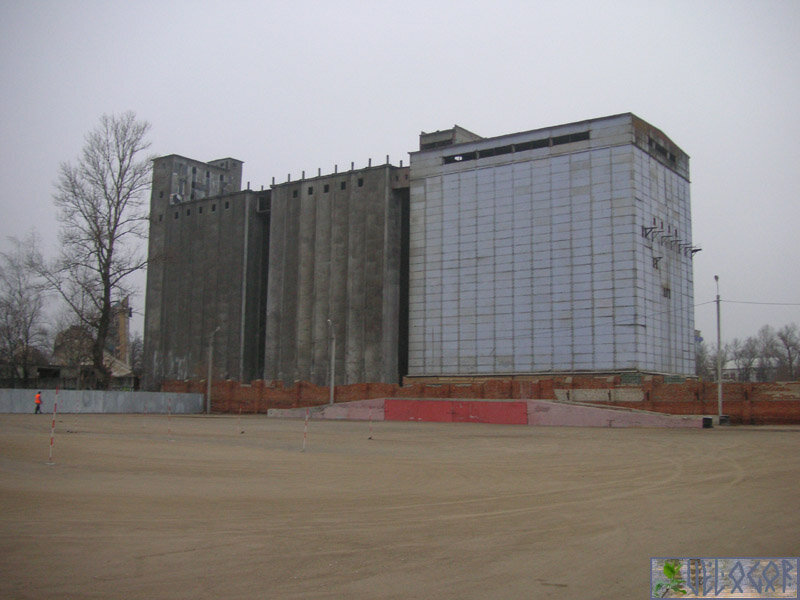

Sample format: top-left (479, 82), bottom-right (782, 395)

top-left (754, 325), bottom-right (779, 382)
top-left (729, 337), bottom-right (759, 382)
top-left (775, 323), bottom-right (800, 380)
top-left (0, 233), bottom-right (50, 386)
top-left (695, 340), bottom-right (714, 380)
top-left (41, 112), bottom-right (152, 389)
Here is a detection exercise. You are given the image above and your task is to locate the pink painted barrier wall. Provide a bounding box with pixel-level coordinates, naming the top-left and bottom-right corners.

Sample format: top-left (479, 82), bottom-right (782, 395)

top-left (268, 398), bottom-right (703, 428)
top-left (267, 398), bottom-right (384, 421)
top-left (527, 400), bottom-right (702, 428)
top-left (383, 399), bottom-right (528, 424)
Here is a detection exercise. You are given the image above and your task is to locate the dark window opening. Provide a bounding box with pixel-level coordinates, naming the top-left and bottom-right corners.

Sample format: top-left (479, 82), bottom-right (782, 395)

top-left (220, 174), bottom-right (224, 181)
top-left (357, 178), bottom-right (364, 187)
top-left (186, 208), bottom-right (191, 216)
top-left (159, 191), bottom-right (164, 199)
top-left (478, 145), bottom-right (513, 159)
top-left (212, 204), bottom-right (216, 212)
top-left (662, 287), bottom-right (671, 299)
top-left (174, 212), bottom-right (178, 219)
top-left (443, 151), bottom-right (477, 164)
top-left (225, 201), bottom-right (230, 209)
top-left (340, 181), bottom-right (346, 190)
top-left (192, 166), bottom-right (197, 174)
top-left (206, 170), bottom-right (210, 178)
top-left (308, 186), bottom-right (314, 195)
top-left (199, 206), bottom-right (203, 214)
top-left (552, 131), bottom-right (590, 146)
top-left (292, 189), bottom-right (298, 198)
top-left (158, 214), bottom-right (163, 222)
top-left (514, 138), bottom-right (549, 152)
top-left (323, 184), bottom-right (330, 193)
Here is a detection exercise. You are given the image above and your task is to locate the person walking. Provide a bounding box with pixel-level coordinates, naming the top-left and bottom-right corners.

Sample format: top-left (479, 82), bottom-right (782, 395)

top-left (34, 391), bottom-right (42, 414)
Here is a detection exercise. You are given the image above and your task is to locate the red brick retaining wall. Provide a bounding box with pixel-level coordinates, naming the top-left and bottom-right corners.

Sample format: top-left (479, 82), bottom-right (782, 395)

top-left (162, 376), bottom-right (800, 425)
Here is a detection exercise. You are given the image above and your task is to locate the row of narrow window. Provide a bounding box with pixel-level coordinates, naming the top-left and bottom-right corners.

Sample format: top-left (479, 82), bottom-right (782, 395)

top-left (291, 177), bottom-right (364, 198)
top-left (191, 166), bottom-right (226, 182)
top-left (443, 131), bottom-right (591, 165)
top-left (165, 200), bottom-right (231, 220)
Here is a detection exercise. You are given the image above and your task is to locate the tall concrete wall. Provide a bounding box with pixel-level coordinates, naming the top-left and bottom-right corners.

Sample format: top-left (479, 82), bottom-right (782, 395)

top-left (264, 165), bottom-right (408, 386)
top-left (0, 389), bottom-right (203, 414)
top-left (144, 179), bottom-right (269, 387)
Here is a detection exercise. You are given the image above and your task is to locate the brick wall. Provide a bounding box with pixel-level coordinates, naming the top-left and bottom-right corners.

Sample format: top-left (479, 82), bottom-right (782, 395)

top-left (162, 376), bottom-right (800, 424)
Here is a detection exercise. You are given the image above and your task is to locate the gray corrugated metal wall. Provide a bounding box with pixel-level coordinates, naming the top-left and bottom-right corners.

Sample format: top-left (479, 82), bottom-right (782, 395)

top-left (0, 390), bottom-right (203, 414)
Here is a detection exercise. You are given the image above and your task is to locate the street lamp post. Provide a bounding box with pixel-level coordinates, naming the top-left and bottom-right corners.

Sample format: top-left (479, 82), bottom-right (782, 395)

top-left (207, 326), bottom-right (220, 415)
top-left (715, 276), bottom-right (724, 422)
top-left (327, 319), bottom-right (335, 405)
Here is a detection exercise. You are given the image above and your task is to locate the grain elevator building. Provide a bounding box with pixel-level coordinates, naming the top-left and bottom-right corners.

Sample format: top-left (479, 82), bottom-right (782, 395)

top-left (143, 113), bottom-right (695, 389)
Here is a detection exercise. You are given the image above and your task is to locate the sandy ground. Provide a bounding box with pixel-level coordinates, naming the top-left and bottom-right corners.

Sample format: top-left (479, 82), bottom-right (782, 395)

top-left (1, 414), bottom-right (798, 599)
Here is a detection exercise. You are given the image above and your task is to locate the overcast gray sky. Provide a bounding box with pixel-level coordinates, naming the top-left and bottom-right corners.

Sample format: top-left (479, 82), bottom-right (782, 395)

top-left (1, 0), bottom-right (798, 344)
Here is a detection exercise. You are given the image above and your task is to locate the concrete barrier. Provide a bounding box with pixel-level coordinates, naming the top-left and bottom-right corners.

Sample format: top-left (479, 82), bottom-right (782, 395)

top-left (267, 398), bottom-right (384, 420)
top-left (0, 389), bottom-right (204, 414)
top-left (527, 399), bottom-right (702, 428)
top-left (267, 397), bottom-right (704, 428)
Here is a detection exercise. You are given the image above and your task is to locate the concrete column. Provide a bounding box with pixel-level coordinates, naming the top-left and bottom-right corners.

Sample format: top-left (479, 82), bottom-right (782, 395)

top-left (296, 192), bottom-right (317, 380)
top-left (312, 191), bottom-right (333, 385)
top-left (264, 193), bottom-right (286, 380)
top-left (346, 174), bottom-right (366, 383)
top-left (330, 180), bottom-right (349, 385)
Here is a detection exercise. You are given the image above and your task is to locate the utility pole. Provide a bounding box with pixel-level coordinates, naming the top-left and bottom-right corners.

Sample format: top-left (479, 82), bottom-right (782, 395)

top-left (715, 276), bottom-right (723, 421)
top-left (327, 319), bottom-right (335, 405)
top-left (207, 326), bottom-right (220, 415)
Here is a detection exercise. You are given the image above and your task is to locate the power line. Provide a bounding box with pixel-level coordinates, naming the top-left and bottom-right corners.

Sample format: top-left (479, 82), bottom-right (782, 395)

top-left (724, 300), bottom-right (800, 307)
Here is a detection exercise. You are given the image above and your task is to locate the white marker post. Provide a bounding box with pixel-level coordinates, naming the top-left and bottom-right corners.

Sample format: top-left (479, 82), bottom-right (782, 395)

top-left (301, 408), bottom-right (310, 452)
top-left (167, 397), bottom-right (173, 440)
top-left (47, 396), bottom-right (58, 465)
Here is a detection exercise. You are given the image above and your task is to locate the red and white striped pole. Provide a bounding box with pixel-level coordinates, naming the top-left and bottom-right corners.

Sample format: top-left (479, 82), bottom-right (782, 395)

top-left (301, 408), bottom-right (310, 452)
top-left (47, 391), bottom-right (58, 465)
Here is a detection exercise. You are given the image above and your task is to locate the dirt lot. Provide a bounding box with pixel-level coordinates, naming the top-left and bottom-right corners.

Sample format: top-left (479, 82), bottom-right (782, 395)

top-left (1, 414), bottom-right (798, 599)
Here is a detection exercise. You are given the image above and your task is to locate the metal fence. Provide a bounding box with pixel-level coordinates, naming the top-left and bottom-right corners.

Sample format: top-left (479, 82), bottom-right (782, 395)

top-left (0, 389), bottom-right (203, 414)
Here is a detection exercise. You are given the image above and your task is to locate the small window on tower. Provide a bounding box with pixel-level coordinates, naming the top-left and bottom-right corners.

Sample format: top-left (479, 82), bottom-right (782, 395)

top-left (340, 181), bottom-right (346, 190)
top-left (358, 178), bottom-right (364, 187)
top-left (324, 184), bottom-right (330, 193)
top-left (662, 287), bottom-right (671, 299)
